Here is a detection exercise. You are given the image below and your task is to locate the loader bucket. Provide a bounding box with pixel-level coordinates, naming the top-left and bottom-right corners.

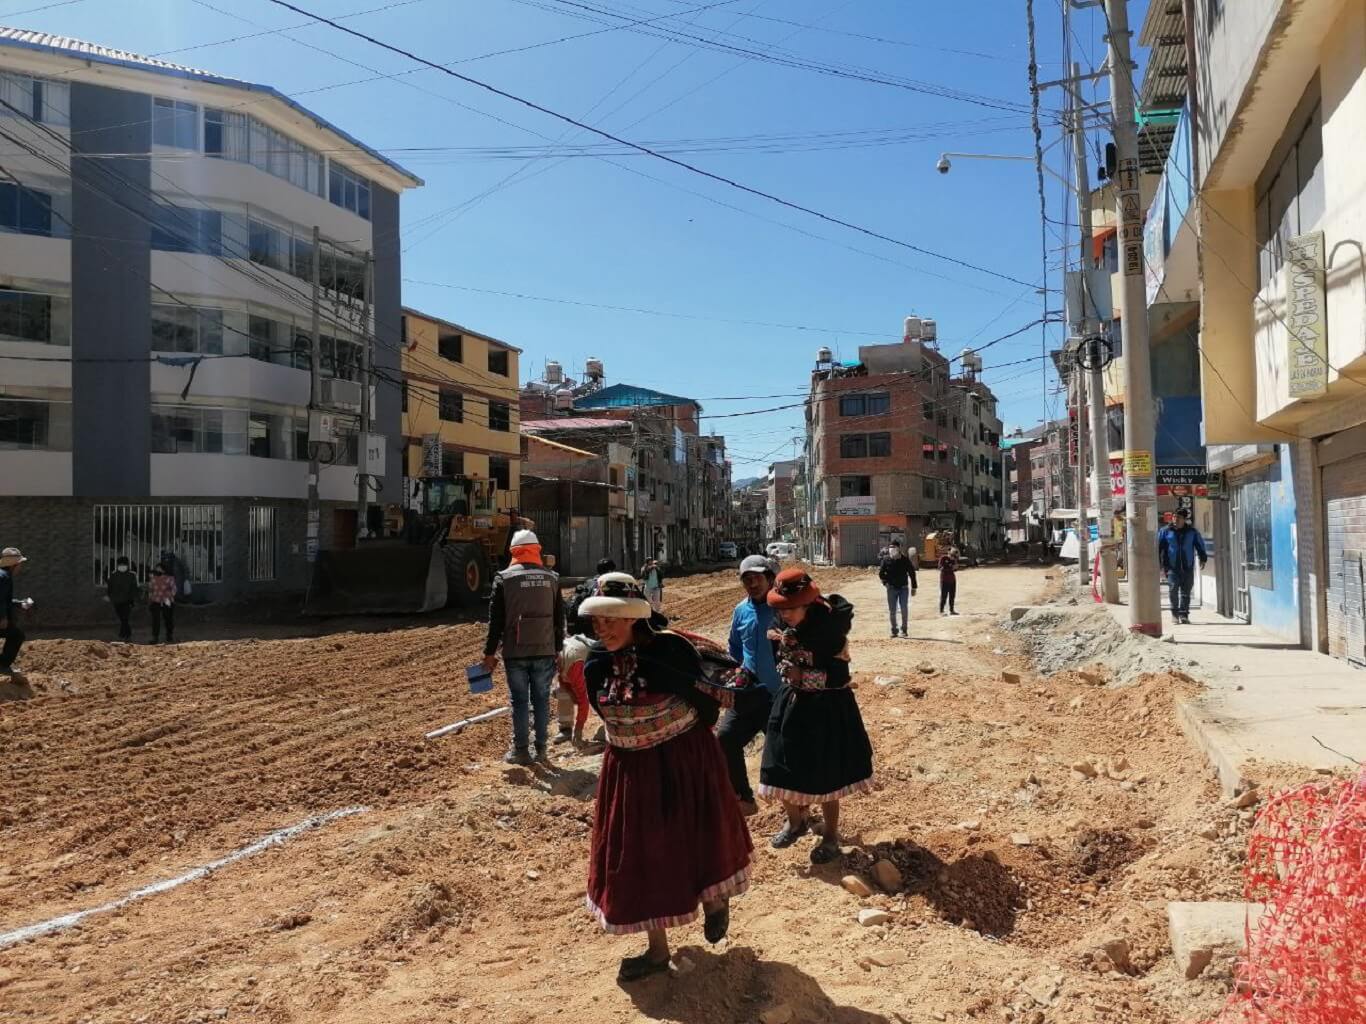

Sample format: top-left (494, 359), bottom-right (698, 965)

top-left (304, 543), bottom-right (448, 615)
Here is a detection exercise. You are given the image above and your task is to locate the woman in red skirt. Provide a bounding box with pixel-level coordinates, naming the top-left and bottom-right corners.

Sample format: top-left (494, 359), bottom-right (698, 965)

top-left (580, 573), bottom-right (754, 982)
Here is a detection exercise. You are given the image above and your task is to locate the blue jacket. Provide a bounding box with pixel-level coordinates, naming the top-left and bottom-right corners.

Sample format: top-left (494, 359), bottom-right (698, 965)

top-left (1158, 523), bottom-right (1207, 574)
top-left (728, 596), bottom-right (781, 694)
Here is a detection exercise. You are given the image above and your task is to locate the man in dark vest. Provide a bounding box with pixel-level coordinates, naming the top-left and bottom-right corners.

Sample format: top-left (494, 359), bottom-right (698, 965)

top-left (483, 529), bottom-right (565, 765)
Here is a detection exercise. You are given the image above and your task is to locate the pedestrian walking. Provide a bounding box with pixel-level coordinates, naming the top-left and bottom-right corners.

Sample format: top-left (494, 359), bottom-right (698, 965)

top-left (938, 547), bottom-right (960, 616)
top-left (580, 573), bottom-right (752, 981)
top-left (760, 569), bottom-right (874, 865)
top-left (0, 547), bottom-right (33, 674)
top-left (639, 556), bottom-right (665, 613)
top-left (148, 563), bottom-right (177, 644)
top-left (482, 529), bottom-right (565, 766)
top-left (718, 555), bottom-right (782, 816)
top-left (1158, 508), bottom-right (1207, 625)
top-left (106, 556), bottom-right (139, 641)
top-left (878, 540), bottom-right (918, 637)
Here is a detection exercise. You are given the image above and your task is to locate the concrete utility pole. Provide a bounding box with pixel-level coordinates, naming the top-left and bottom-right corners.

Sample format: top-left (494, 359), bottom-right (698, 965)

top-left (1105, 0), bottom-right (1161, 633)
top-left (355, 252), bottom-right (373, 542)
top-left (1072, 356), bottom-right (1090, 587)
top-left (307, 224), bottom-right (322, 565)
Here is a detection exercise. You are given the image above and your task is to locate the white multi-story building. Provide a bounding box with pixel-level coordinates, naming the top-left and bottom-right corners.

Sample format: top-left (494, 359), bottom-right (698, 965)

top-left (0, 29), bottom-right (421, 619)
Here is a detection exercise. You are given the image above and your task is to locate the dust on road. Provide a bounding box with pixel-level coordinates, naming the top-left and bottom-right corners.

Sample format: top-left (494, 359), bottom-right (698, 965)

top-left (1, 565), bottom-right (1249, 1023)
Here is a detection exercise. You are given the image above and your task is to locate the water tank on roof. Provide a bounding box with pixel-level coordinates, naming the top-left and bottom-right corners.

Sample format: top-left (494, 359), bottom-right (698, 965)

top-left (922, 319), bottom-right (938, 342)
top-left (545, 360), bottom-right (563, 384)
top-left (585, 357), bottom-right (604, 381)
top-left (816, 346), bottom-right (833, 365)
top-left (904, 316), bottom-right (923, 341)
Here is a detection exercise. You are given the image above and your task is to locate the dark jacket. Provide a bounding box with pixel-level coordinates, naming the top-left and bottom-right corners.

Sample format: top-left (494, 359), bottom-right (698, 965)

top-left (107, 569), bottom-right (140, 606)
top-left (938, 554), bottom-right (959, 580)
top-left (584, 628), bottom-right (719, 727)
top-left (1158, 523), bottom-right (1207, 574)
top-left (484, 561), bottom-right (565, 659)
top-left (566, 574), bottom-right (602, 638)
top-left (782, 595), bottom-right (855, 690)
top-left (0, 568), bottom-right (11, 620)
top-left (878, 553), bottom-right (917, 591)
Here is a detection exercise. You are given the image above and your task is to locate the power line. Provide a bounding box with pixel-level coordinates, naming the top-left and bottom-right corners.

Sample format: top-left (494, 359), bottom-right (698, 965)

top-left (264, 0), bottom-right (1039, 289)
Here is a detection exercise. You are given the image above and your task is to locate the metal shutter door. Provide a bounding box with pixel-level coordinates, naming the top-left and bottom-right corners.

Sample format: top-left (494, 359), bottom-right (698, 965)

top-left (1322, 453), bottom-right (1366, 665)
top-left (838, 521), bottom-right (879, 566)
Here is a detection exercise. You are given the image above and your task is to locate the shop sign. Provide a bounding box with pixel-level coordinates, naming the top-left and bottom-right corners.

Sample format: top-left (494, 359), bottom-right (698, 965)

top-left (1285, 231), bottom-right (1328, 399)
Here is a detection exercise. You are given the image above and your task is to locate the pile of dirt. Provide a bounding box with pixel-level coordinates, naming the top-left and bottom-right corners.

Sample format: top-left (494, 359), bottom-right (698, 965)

top-left (1009, 605), bottom-right (1196, 683)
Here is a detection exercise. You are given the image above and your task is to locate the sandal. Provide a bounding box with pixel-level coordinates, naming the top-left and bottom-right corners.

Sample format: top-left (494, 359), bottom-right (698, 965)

top-left (770, 819), bottom-right (810, 849)
top-left (809, 837), bottom-right (841, 865)
top-left (618, 953), bottom-right (671, 983)
top-left (703, 900), bottom-right (730, 944)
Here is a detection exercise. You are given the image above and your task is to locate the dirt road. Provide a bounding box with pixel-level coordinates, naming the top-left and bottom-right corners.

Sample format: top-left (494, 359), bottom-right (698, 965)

top-left (1, 565), bottom-right (1247, 1023)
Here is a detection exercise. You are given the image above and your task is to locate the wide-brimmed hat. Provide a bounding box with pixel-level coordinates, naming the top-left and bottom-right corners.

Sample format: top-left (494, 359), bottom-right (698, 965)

top-left (767, 568), bottom-right (821, 610)
top-left (0, 547), bottom-right (27, 568)
top-left (579, 572), bottom-right (653, 620)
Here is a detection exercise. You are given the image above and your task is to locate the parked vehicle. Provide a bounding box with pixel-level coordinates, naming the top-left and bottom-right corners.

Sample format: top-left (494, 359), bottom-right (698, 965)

top-left (718, 541), bottom-right (738, 560)
top-left (766, 542), bottom-right (798, 562)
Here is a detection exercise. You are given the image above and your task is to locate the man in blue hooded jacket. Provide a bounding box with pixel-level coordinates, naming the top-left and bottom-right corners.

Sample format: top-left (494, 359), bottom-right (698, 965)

top-left (719, 555), bottom-right (781, 815)
top-left (1158, 508), bottom-right (1207, 625)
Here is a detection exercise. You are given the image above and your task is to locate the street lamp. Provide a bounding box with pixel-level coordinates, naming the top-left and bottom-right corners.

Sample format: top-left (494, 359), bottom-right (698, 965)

top-left (936, 152), bottom-right (1080, 195)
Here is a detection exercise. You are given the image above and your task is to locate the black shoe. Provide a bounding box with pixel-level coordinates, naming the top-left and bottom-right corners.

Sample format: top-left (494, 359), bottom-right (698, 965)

top-left (552, 730), bottom-right (574, 745)
top-left (618, 953), bottom-right (670, 983)
top-left (504, 748), bottom-right (533, 766)
top-left (770, 819), bottom-right (810, 849)
top-left (703, 900), bottom-right (730, 943)
top-left (950, 610), bottom-right (959, 616)
top-left (810, 837), bottom-right (841, 865)
top-left (533, 748), bottom-right (552, 766)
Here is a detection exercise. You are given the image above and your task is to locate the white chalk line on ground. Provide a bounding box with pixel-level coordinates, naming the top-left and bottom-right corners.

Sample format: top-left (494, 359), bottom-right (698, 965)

top-left (0, 806), bottom-right (368, 950)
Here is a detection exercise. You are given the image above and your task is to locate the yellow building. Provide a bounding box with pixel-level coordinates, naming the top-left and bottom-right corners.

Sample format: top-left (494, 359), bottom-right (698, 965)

top-left (399, 308), bottom-right (522, 508)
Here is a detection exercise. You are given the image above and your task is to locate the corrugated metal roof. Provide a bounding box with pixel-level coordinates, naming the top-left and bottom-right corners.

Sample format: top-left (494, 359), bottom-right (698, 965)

top-left (1138, 1), bottom-right (1188, 113)
top-left (0, 26), bottom-right (422, 187)
top-left (525, 433), bottom-right (597, 458)
top-left (572, 383), bottom-right (698, 410)
top-left (520, 417), bottom-right (626, 432)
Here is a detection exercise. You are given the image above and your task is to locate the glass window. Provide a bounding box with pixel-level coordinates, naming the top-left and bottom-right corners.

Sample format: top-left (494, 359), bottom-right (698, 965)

top-left (922, 435), bottom-right (936, 461)
top-left (441, 448), bottom-right (463, 477)
top-left (0, 398), bottom-right (69, 450)
top-left (840, 434), bottom-right (867, 459)
top-left (488, 348), bottom-right (509, 376)
top-left (439, 330), bottom-right (463, 362)
top-left (247, 218), bottom-right (288, 271)
top-left (839, 395), bottom-right (865, 417)
top-left (866, 393), bottom-right (890, 416)
top-left (1296, 104), bottom-right (1325, 234)
top-left (439, 390), bottom-right (463, 423)
top-left (0, 288), bottom-right (53, 343)
top-left (152, 98), bottom-right (198, 150)
top-left (489, 401), bottom-right (511, 432)
top-left (291, 234), bottom-right (314, 281)
top-left (868, 432), bottom-right (891, 457)
top-left (490, 455), bottom-right (511, 490)
top-left (1243, 477), bottom-right (1274, 588)
top-left (0, 182), bottom-right (54, 237)
top-left (327, 163), bottom-right (372, 219)
top-left (839, 475), bottom-right (871, 497)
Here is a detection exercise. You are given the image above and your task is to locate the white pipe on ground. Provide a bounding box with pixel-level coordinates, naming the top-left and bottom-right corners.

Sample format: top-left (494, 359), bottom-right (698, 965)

top-left (425, 705), bottom-right (510, 741)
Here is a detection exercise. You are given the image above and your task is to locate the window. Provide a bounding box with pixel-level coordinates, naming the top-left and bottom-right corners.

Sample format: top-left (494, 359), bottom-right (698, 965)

top-left (489, 401), bottom-right (511, 432)
top-left (0, 397), bottom-right (70, 450)
top-left (868, 432), bottom-right (891, 457)
top-left (839, 475), bottom-right (871, 497)
top-left (91, 504), bottom-right (224, 586)
top-left (150, 405), bottom-right (247, 456)
top-left (152, 98), bottom-right (198, 150)
top-left (439, 389), bottom-right (464, 423)
top-left (490, 456), bottom-right (511, 491)
top-left (151, 304), bottom-right (223, 355)
top-left (441, 448), bottom-right (463, 477)
top-left (0, 182), bottom-right (56, 237)
top-left (328, 163), bottom-right (371, 219)
top-left (488, 348), bottom-right (509, 376)
top-left (923, 477), bottom-right (937, 501)
top-left (249, 315), bottom-right (276, 362)
top-left (838, 392), bottom-right (889, 417)
top-left (1255, 87), bottom-right (1323, 290)
top-left (923, 399), bottom-right (934, 420)
top-left (1242, 476), bottom-right (1274, 588)
top-left (0, 73), bottom-right (69, 126)
top-left (203, 108), bottom-right (250, 161)
top-left (922, 435), bottom-right (937, 461)
top-left (0, 288), bottom-right (67, 344)
top-left (438, 330), bottom-right (463, 363)
top-left (248, 506), bottom-right (277, 582)
top-left (247, 217), bottom-right (289, 271)
top-left (840, 434), bottom-right (867, 459)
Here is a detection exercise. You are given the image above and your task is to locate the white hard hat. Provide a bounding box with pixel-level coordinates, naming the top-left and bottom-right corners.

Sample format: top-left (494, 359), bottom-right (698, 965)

top-left (510, 529), bottom-right (539, 547)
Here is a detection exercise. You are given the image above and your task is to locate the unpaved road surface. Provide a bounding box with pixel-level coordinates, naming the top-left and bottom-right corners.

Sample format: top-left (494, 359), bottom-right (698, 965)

top-left (1, 566), bottom-right (1249, 1023)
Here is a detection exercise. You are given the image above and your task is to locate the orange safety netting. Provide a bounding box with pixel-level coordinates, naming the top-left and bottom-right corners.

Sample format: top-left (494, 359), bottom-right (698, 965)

top-left (1208, 768), bottom-right (1366, 1024)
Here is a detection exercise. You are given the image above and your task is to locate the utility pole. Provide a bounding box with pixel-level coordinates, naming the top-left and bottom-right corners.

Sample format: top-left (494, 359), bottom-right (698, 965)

top-left (1106, 0), bottom-right (1161, 634)
top-left (307, 224), bottom-right (322, 565)
top-left (355, 252), bottom-right (373, 543)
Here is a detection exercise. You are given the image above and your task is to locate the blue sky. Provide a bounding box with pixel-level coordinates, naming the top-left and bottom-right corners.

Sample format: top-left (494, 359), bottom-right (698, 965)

top-left (14, 0), bottom-right (1134, 476)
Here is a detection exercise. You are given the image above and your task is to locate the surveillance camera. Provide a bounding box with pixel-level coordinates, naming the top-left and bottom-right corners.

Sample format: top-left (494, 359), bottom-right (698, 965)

top-left (936, 156), bottom-right (951, 175)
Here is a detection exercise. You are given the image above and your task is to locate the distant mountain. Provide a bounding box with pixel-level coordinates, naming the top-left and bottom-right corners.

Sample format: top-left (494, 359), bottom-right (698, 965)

top-left (732, 476), bottom-right (763, 491)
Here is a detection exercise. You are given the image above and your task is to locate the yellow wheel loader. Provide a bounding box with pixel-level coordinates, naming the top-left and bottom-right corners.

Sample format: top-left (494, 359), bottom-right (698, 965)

top-left (304, 477), bottom-right (534, 615)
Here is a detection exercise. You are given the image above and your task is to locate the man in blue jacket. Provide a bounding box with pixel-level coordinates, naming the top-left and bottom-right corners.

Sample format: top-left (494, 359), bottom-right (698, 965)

top-left (720, 554), bottom-right (781, 815)
top-left (1158, 508), bottom-right (1207, 625)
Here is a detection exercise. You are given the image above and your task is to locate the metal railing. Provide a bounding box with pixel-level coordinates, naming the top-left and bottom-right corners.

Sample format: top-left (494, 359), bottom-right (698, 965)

top-left (92, 504), bottom-right (224, 586)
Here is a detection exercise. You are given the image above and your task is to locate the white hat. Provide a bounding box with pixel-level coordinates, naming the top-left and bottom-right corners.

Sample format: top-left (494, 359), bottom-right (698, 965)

top-left (0, 547), bottom-right (26, 568)
top-left (510, 529), bottom-right (539, 547)
top-left (578, 572), bottom-right (653, 620)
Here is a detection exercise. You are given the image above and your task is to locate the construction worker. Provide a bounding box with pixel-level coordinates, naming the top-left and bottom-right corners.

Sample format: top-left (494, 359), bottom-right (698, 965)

top-left (483, 529), bottom-right (565, 766)
top-left (0, 547), bottom-right (33, 674)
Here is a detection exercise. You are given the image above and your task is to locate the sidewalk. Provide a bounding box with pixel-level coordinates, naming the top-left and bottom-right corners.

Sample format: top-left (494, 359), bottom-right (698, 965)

top-left (1102, 589), bottom-right (1365, 796)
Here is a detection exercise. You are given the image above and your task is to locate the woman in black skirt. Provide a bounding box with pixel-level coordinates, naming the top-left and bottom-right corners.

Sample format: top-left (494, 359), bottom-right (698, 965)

top-left (579, 573), bottom-right (753, 982)
top-left (759, 568), bottom-right (874, 864)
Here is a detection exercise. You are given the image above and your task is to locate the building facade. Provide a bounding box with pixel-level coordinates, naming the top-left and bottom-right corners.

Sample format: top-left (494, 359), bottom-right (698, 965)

top-left (765, 459), bottom-right (798, 544)
top-left (0, 30), bottom-right (420, 620)
top-left (399, 308), bottom-right (521, 510)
